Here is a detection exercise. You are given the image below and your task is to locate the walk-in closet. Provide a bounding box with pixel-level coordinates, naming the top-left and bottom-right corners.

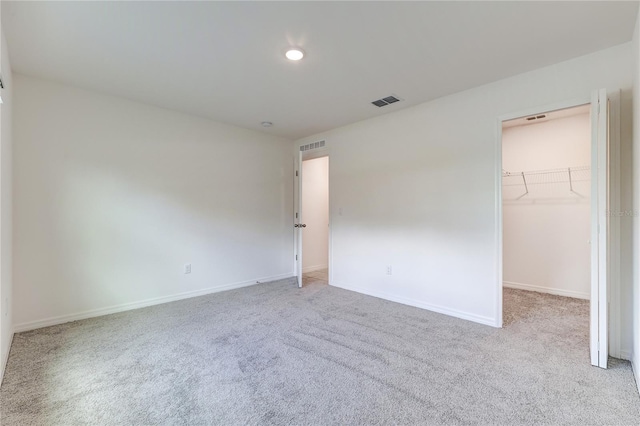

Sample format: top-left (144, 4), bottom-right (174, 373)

top-left (502, 104), bottom-right (591, 330)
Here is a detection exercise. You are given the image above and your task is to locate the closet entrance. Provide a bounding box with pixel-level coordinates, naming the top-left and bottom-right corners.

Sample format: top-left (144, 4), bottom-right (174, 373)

top-left (502, 104), bottom-right (591, 299)
top-left (498, 90), bottom-right (612, 368)
top-left (294, 143), bottom-right (330, 288)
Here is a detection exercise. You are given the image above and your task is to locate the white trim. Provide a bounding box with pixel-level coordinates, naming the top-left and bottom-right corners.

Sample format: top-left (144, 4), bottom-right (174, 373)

top-left (295, 151), bottom-right (303, 288)
top-left (302, 264), bottom-right (328, 273)
top-left (328, 155), bottom-right (333, 287)
top-left (629, 357), bottom-right (640, 392)
top-left (503, 281), bottom-right (590, 300)
top-left (633, 356), bottom-right (640, 395)
top-left (292, 155), bottom-right (299, 280)
top-left (593, 88), bottom-right (609, 369)
top-left (608, 90), bottom-right (622, 359)
top-left (331, 281), bottom-right (496, 327)
top-left (0, 332), bottom-right (14, 386)
top-left (589, 90), bottom-right (600, 367)
top-left (13, 273), bottom-right (294, 333)
top-left (495, 117), bottom-right (504, 328)
top-left (619, 350), bottom-right (631, 361)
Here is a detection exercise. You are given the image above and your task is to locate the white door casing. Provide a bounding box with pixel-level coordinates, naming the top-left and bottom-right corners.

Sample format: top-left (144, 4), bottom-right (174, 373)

top-left (590, 88), bottom-right (609, 368)
top-left (295, 145), bottom-right (331, 289)
top-left (295, 151), bottom-right (303, 288)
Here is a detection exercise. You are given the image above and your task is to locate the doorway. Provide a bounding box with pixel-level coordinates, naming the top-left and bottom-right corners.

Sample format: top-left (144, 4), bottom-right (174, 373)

top-left (300, 156), bottom-right (329, 286)
top-left (502, 104), bottom-right (591, 359)
top-left (497, 89), bottom-right (613, 368)
top-left (295, 148), bottom-right (330, 288)
top-left (502, 104), bottom-right (591, 300)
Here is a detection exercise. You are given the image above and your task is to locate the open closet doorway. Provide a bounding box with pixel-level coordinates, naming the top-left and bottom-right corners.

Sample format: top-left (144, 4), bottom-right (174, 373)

top-left (502, 104), bottom-right (591, 297)
top-left (498, 89), bottom-right (613, 369)
top-left (295, 146), bottom-right (330, 288)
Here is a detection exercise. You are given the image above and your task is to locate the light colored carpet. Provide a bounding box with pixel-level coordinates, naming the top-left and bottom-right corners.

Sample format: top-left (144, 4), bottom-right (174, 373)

top-left (302, 268), bottom-right (328, 286)
top-left (1, 278), bottom-right (638, 425)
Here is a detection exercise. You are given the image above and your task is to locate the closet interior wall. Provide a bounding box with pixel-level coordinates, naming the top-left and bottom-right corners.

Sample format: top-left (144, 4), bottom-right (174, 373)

top-left (502, 109), bottom-right (591, 299)
top-left (302, 157), bottom-right (329, 273)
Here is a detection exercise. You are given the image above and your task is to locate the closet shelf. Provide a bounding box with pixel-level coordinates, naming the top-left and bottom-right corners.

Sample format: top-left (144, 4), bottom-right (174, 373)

top-left (502, 165), bottom-right (590, 185)
top-left (502, 165), bottom-right (590, 199)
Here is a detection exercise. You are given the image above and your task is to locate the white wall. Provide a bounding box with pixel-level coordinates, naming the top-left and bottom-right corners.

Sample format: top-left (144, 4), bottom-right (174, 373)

top-left (502, 113), bottom-right (591, 299)
top-left (631, 6), bottom-right (640, 392)
top-left (302, 157), bottom-right (329, 272)
top-left (13, 74), bottom-right (294, 331)
top-left (295, 43), bottom-right (633, 340)
top-left (0, 28), bottom-right (13, 383)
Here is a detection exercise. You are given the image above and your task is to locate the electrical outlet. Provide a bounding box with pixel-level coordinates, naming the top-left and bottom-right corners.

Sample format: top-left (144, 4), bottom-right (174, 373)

top-left (386, 266), bottom-right (392, 275)
top-left (184, 264), bottom-right (192, 274)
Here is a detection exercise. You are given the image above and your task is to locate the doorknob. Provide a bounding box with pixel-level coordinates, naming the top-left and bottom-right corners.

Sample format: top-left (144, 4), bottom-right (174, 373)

top-left (294, 224), bottom-right (299, 228)
top-left (300, 224), bottom-right (306, 228)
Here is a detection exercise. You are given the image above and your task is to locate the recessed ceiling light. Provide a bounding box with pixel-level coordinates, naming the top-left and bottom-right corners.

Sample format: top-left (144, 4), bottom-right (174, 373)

top-left (285, 48), bottom-right (305, 61)
top-left (261, 121), bottom-right (273, 128)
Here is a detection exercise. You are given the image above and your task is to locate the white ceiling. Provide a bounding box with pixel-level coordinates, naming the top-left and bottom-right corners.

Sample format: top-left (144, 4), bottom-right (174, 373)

top-left (3, 1), bottom-right (638, 140)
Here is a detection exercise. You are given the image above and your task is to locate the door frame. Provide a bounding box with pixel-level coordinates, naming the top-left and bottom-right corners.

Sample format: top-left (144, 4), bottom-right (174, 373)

top-left (294, 145), bottom-right (332, 288)
top-left (494, 91), bottom-right (620, 367)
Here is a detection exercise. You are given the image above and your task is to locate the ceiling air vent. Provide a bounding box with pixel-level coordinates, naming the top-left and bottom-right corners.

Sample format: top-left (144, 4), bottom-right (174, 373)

top-left (525, 114), bottom-right (547, 122)
top-left (300, 140), bottom-right (326, 152)
top-left (371, 95), bottom-right (402, 107)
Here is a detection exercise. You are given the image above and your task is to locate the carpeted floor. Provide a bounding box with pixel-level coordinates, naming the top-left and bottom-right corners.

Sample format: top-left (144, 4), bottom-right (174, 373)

top-left (1, 276), bottom-right (638, 425)
top-left (302, 268), bottom-right (329, 285)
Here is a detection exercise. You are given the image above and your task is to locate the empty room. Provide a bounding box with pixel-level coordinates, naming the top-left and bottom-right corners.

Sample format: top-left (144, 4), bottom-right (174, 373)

top-left (1, 1), bottom-right (640, 425)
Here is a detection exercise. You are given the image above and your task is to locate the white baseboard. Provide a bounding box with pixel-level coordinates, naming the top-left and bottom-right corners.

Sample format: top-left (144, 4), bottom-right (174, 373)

top-left (303, 264), bottom-right (328, 273)
top-left (13, 273), bottom-right (294, 333)
top-left (633, 355), bottom-right (640, 395)
top-left (331, 280), bottom-right (496, 327)
top-left (0, 332), bottom-right (14, 387)
top-left (503, 281), bottom-right (590, 300)
top-left (619, 350), bottom-right (631, 361)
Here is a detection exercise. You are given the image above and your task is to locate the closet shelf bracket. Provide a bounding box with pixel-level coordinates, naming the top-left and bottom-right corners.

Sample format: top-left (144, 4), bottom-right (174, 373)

top-left (568, 167), bottom-right (584, 198)
top-left (516, 172), bottom-right (529, 200)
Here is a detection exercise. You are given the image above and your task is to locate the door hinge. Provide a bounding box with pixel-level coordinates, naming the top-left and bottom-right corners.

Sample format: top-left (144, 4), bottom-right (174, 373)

top-left (296, 255), bottom-right (298, 261)
top-left (296, 171), bottom-right (299, 177)
top-left (296, 212), bottom-right (298, 219)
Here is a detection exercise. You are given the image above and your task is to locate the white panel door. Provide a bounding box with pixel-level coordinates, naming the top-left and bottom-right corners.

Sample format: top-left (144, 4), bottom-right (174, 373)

top-left (590, 88), bottom-right (609, 368)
